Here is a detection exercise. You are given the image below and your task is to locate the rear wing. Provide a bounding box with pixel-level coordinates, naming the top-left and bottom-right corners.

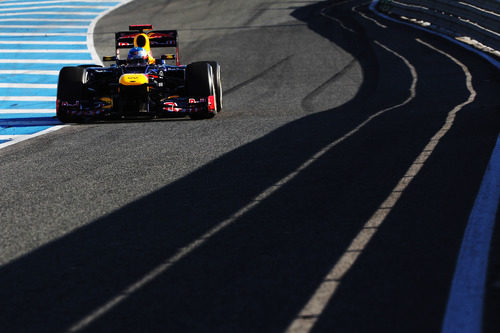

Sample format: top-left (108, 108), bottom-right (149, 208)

top-left (115, 30), bottom-right (178, 49)
top-left (114, 28), bottom-right (179, 65)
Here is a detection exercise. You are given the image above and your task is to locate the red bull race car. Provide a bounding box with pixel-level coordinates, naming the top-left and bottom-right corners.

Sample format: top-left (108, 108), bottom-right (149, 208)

top-left (56, 25), bottom-right (222, 122)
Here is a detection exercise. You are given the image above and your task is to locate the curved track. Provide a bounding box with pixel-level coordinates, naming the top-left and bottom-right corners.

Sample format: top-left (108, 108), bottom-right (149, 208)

top-left (0, 0), bottom-right (498, 332)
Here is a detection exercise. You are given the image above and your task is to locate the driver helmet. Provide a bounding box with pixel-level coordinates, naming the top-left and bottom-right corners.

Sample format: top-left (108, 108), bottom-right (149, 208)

top-left (127, 47), bottom-right (149, 65)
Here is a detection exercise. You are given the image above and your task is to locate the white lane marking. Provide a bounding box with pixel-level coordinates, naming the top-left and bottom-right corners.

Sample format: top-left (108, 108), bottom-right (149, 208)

top-left (459, 1), bottom-right (500, 17)
top-left (0, 125), bottom-right (66, 149)
top-left (316, 0), bottom-right (356, 33)
top-left (0, 134), bottom-right (30, 140)
top-left (0, 40), bottom-right (86, 44)
top-left (352, 2), bottom-right (387, 28)
top-left (0, 96), bottom-right (55, 101)
top-left (0, 59), bottom-right (86, 63)
top-left (286, 37), bottom-right (477, 333)
top-left (286, 39), bottom-right (417, 333)
top-left (0, 6), bottom-right (110, 12)
top-left (0, 18), bottom-right (91, 21)
top-left (0, 32), bottom-right (86, 36)
top-left (0, 70), bottom-right (58, 75)
top-left (0, 83), bottom-right (56, 88)
top-left (369, 0), bottom-right (500, 69)
top-left (0, 109), bottom-right (54, 113)
top-left (0, 119), bottom-right (60, 126)
top-left (0, 24), bottom-right (90, 29)
top-left (320, 7), bottom-right (355, 33)
top-left (0, 49), bottom-right (89, 53)
top-left (437, 58), bottom-right (499, 333)
top-left (0, 0), bottom-right (115, 6)
top-left (0, 12), bottom-right (99, 16)
top-left (65, 40), bottom-right (413, 333)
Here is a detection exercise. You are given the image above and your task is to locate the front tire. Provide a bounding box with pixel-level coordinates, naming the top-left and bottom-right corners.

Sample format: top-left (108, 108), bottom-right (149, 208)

top-left (186, 62), bottom-right (216, 120)
top-left (56, 66), bottom-right (87, 123)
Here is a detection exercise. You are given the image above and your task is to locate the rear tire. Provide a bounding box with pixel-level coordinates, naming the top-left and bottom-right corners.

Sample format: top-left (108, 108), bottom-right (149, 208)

top-left (186, 62), bottom-right (216, 120)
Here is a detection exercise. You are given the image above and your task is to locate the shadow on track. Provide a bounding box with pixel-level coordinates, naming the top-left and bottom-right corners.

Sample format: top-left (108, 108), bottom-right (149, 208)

top-left (0, 1), bottom-right (498, 332)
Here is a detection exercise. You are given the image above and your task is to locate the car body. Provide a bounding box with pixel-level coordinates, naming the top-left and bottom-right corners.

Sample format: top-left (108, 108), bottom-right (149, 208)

top-left (56, 25), bottom-right (222, 122)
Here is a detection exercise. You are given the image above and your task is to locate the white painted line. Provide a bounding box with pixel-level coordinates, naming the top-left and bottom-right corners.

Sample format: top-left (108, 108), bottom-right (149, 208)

top-left (0, 125), bottom-right (66, 149)
top-left (0, 18), bottom-right (91, 22)
top-left (286, 37), bottom-right (477, 333)
top-left (0, 24), bottom-right (90, 29)
top-left (365, 14), bottom-right (500, 330)
top-left (0, 49), bottom-right (89, 53)
top-left (320, 6), bottom-right (355, 33)
top-left (0, 109), bottom-right (54, 113)
top-left (0, 32), bottom-right (86, 36)
top-left (369, 0), bottom-right (500, 69)
top-left (0, 5), bottom-right (110, 12)
top-left (0, 0), bottom-right (115, 6)
top-left (0, 96), bottom-right (55, 101)
top-left (459, 1), bottom-right (500, 17)
top-left (352, 2), bottom-right (387, 28)
top-left (0, 134), bottom-right (29, 140)
top-left (0, 70), bottom-right (59, 75)
top-left (441, 142), bottom-right (500, 330)
top-left (0, 12), bottom-right (99, 17)
top-left (0, 59), bottom-right (85, 63)
top-left (0, 83), bottom-right (56, 88)
top-left (0, 119), bottom-right (60, 126)
top-left (0, 40), bottom-right (86, 45)
top-left (64, 42), bottom-right (412, 333)
top-left (286, 39), bottom-right (418, 333)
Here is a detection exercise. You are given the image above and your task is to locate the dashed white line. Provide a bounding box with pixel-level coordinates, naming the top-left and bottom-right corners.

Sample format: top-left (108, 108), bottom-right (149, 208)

top-left (0, 109), bottom-right (55, 113)
top-left (0, 70), bottom-right (59, 75)
top-left (0, 5), bottom-right (110, 12)
top-left (0, 18), bottom-right (91, 22)
top-left (0, 83), bottom-right (56, 88)
top-left (352, 2), bottom-right (387, 28)
top-left (0, 24), bottom-right (90, 29)
top-left (0, 32), bottom-right (87, 36)
top-left (0, 59), bottom-right (86, 64)
top-left (0, 96), bottom-right (55, 101)
top-left (320, 7), bottom-right (356, 33)
top-left (0, 49), bottom-right (89, 53)
top-left (0, 12), bottom-right (101, 16)
top-left (0, 134), bottom-right (30, 140)
top-left (0, 0), bottom-right (114, 6)
top-left (0, 41), bottom-right (86, 45)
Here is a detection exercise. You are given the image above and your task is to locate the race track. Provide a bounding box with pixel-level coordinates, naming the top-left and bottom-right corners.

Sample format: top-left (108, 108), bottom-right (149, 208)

top-left (0, 0), bottom-right (499, 332)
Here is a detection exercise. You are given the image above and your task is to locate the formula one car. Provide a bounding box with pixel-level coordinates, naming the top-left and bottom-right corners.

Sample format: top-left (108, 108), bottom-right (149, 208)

top-left (56, 25), bottom-right (222, 122)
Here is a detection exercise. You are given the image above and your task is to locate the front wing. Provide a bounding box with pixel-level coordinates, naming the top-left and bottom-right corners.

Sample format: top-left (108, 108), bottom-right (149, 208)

top-left (57, 95), bottom-right (216, 120)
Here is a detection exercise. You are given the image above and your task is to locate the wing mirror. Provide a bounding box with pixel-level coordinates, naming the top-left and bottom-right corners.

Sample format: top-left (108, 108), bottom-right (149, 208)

top-left (102, 56), bottom-right (117, 61)
top-left (155, 54), bottom-right (176, 64)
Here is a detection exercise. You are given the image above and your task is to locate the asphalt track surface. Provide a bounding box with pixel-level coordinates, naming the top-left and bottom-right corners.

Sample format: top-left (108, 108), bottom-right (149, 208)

top-left (0, 0), bottom-right (499, 332)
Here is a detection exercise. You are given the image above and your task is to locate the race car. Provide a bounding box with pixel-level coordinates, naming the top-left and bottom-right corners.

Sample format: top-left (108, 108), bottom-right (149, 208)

top-left (56, 24), bottom-right (222, 122)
